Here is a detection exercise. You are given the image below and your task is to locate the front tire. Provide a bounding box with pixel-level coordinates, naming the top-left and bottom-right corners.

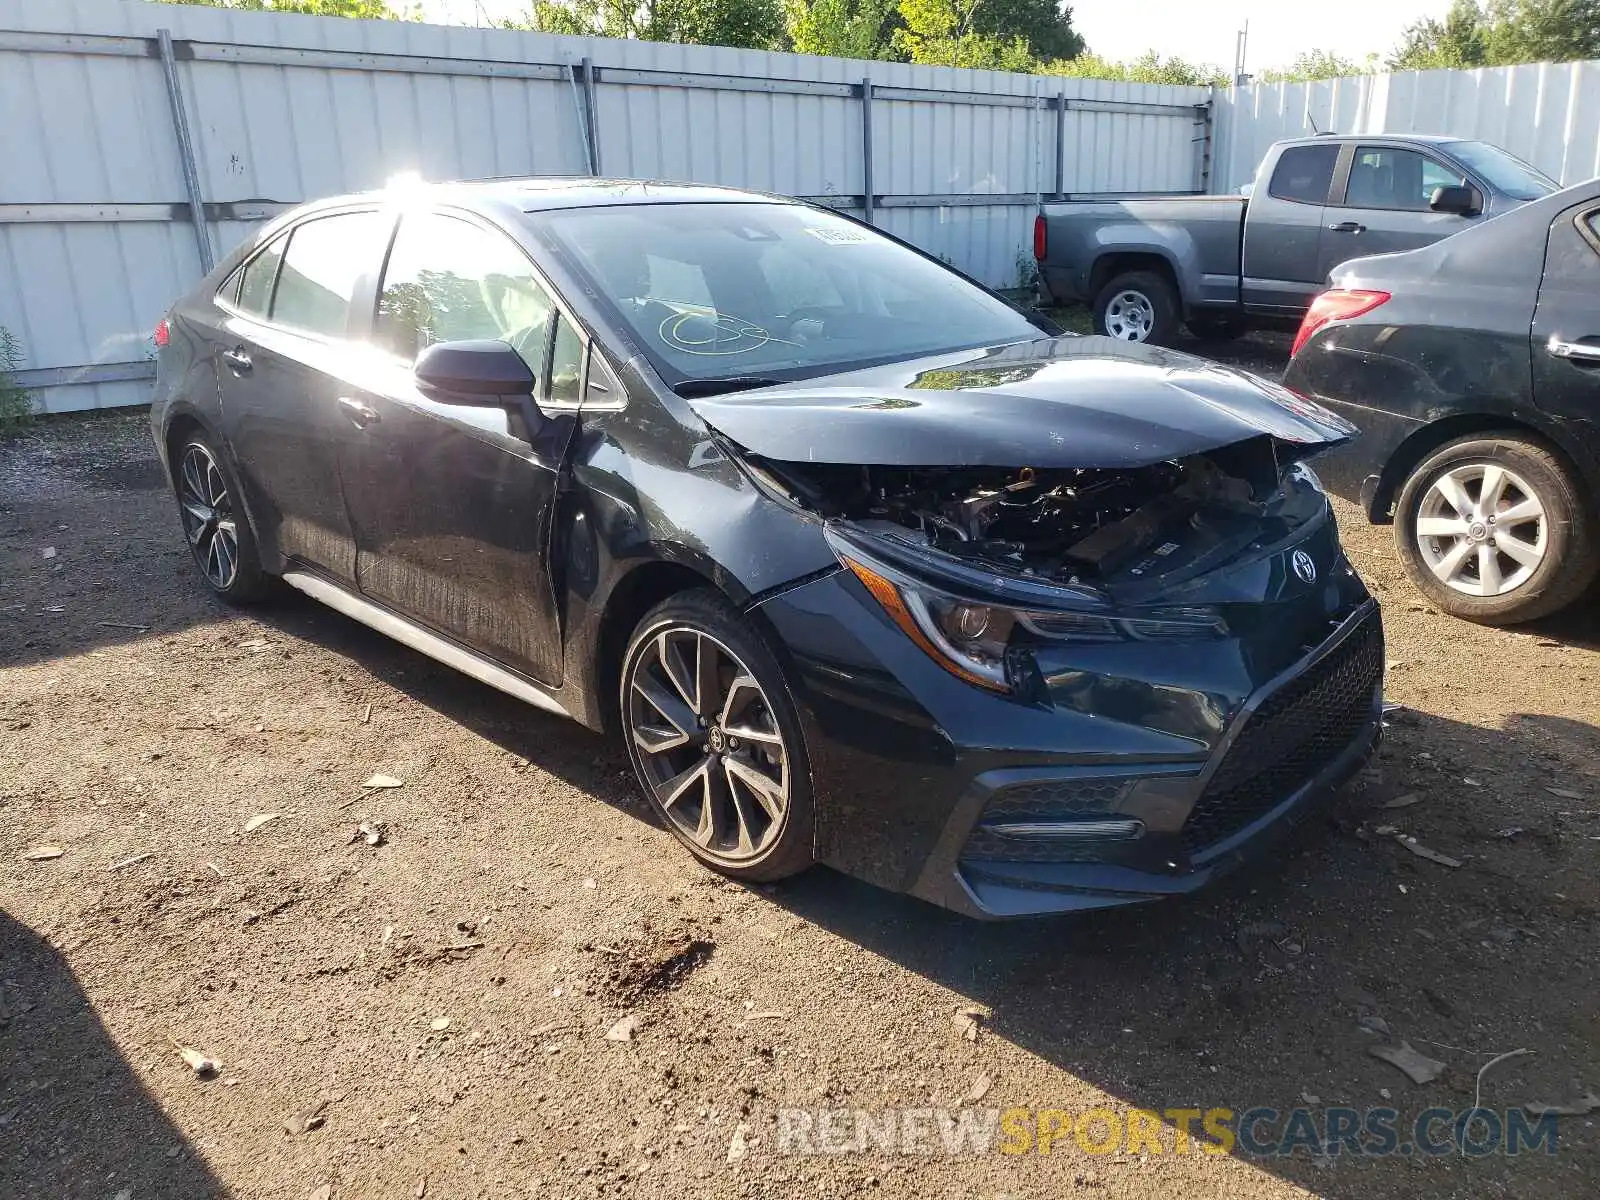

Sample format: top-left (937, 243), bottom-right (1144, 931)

top-left (172, 434), bottom-right (271, 605)
top-left (620, 589), bottom-right (815, 882)
top-left (1092, 270), bottom-right (1179, 345)
top-left (1394, 435), bottom-right (1596, 624)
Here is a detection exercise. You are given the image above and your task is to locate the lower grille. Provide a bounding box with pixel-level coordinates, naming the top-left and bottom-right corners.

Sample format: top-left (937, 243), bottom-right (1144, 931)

top-left (962, 777), bottom-right (1134, 864)
top-left (1182, 612), bottom-right (1382, 853)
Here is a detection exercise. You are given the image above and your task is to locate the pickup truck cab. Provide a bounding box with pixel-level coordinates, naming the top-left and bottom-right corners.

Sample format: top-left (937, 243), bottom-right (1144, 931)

top-left (1035, 134), bottom-right (1558, 345)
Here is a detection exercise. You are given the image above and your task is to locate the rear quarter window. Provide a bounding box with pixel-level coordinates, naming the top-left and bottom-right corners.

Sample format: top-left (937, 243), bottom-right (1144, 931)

top-left (1268, 144), bottom-right (1340, 205)
top-left (231, 234), bottom-right (287, 318)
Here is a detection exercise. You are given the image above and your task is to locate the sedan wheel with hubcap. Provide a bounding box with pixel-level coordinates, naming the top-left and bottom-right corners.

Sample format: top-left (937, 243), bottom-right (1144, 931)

top-left (178, 442), bottom-right (241, 590)
top-left (621, 591), bottom-right (814, 881)
top-left (1415, 462), bottom-right (1546, 597)
top-left (1395, 435), bottom-right (1598, 625)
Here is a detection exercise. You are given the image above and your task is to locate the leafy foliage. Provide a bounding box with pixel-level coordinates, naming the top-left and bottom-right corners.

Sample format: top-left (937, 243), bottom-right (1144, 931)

top-left (1258, 50), bottom-right (1381, 82)
top-left (520, 0), bottom-right (784, 48)
top-left (786, 0), bottom-right (902, 60)
top-left (1390, 0), bottom-right (1600, 70)
top-left (157, 0), bottom-right (404, 15)
top-left (0, 326), bottom-right (33, 432)
top-left (1042, 50), bottom-right (1227, 87)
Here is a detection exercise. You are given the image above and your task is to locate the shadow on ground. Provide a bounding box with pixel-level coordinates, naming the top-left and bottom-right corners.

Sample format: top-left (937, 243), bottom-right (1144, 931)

top-left (0, 912), bottom-right (223, 1199)
top-left (266, 592), bottom-right (1600, 1198)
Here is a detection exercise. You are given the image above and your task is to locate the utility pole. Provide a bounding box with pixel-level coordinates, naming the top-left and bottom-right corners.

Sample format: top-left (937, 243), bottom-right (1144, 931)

top-left (1234, 21), bottom-right (1251, 87)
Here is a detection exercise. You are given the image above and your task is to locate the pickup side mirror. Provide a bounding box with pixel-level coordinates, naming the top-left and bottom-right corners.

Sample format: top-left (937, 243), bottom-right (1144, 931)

top-left (1429, 184), bottom-right (1481, 217)
top-left (414, 339), bottom-right (535, 404)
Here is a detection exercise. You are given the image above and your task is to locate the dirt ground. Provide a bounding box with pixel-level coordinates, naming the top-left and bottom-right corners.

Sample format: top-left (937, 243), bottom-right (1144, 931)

top-left (3, 375), bottom-right (1599, 1199)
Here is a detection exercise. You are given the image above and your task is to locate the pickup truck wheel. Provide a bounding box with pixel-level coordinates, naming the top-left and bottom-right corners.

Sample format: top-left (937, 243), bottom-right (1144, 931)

top-left (1093, 271), bottom-right (1178, 345)
top-left (1186, 314), bottom-right (1248, 341)
top-left (1394, 435), bottom-right (1597, 625)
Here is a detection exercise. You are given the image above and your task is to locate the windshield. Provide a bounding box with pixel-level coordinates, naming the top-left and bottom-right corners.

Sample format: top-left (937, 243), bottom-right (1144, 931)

top-left (1447, 141), bottom-right (1558, 201)
top-left (537, 203), bottom-right (1041, 387)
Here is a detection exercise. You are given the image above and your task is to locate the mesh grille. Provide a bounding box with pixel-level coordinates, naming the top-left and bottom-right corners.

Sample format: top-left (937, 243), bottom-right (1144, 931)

top-left (1182, 613), bottom-right (1382, 853)
top-left (962, 778), bottom-right (1132, 864)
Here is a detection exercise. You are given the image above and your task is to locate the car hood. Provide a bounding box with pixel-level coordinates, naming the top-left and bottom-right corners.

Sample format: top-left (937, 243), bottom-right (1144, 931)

top-left (687, 336), bottom-right (1355, 468)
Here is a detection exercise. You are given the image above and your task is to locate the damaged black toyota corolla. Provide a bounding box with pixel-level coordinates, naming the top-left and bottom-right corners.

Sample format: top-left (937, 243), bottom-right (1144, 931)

top-left (151, 180), bottom-right (1382, 918)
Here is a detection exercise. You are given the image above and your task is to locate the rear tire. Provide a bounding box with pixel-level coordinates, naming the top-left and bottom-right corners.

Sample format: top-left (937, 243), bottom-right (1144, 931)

top-left (171, 433), bottom-right (271, 606)
top-left (1092, 270), bottom-right (1179, 346)
top-left (1394, 434), bottom-right (1596, 625)
top-left (620, 589), bottom-right (815, 883)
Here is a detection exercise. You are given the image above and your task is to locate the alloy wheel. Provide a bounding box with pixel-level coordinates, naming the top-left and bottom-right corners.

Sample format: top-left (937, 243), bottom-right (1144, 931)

top-left (177, 443), bottom-right (240, 590)
top-left (1103, 290), bottom-right (1156, 341)
top-left (1415, 462), bottom-right (1547, 597)
top-left (626, 627), bottom-right (790, 863)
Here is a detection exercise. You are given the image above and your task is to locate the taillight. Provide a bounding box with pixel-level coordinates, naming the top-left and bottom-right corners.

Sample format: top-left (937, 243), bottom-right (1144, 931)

top-left (1033, 214), bottom-right (1047, 261)
top-left (1291, 289), bottom-right (1389, 357)
top-left (154, 318), bottom-right (170, 348)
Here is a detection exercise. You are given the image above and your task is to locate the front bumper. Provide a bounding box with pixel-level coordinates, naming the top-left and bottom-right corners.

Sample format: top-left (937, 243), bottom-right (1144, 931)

top-left (755, 530), bottom-right (1384, 918)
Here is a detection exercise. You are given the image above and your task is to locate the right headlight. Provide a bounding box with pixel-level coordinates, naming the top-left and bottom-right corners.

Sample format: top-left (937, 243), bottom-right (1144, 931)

top-left (834, 546), bottom-right (1227, 695)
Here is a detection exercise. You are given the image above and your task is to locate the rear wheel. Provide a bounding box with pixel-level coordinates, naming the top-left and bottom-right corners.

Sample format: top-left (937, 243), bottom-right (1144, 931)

top-left (620, 590), bottom-right (815, 882)
top-left (1394, 435), bottom-right (1596, 624)
top-left (172, 435), bottom-right (271, 605)
top-left (1092, 270), bottom-right (1179, 346)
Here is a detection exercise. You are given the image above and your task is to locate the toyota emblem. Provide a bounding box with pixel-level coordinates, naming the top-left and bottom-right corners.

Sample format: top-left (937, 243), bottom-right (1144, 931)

top-left (1291, 549), bottom-right (1318, 584)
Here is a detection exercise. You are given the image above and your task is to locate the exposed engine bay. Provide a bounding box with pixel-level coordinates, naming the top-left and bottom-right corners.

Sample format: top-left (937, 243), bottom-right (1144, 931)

top-left (748, 434), bottom-right (1305, 588)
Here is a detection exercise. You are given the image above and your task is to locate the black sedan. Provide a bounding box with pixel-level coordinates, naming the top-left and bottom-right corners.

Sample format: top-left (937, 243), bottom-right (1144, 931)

top-left (1286, 177), bottom-right (1600, 625)
top-left (151, 179), bottom-right (1382, 918)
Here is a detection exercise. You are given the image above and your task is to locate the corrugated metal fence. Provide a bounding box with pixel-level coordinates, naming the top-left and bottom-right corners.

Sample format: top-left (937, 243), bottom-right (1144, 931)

top-left (0, 0), bottom-right (1211, 413)
top-left (1215, 60), bottom-right (1600, 193)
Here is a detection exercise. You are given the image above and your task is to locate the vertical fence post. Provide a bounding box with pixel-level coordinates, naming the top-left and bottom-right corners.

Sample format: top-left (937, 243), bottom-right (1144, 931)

top-left (582, 56), bottom-right (601, 175)
top-left (1197, 92), bottom-right (1215, 194)
top-left (157, 28), bottom-right (213, 273)
top-left (1053, 93), bottom-right (1067, 200)
top-left (859, 77), bottom-right (875, 225)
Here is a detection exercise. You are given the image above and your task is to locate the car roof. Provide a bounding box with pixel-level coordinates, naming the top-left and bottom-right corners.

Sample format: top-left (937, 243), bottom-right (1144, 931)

top-left (292, 177), bottom-right (794, 217)
top-left (1277, 133), bottom-right (1467, 148)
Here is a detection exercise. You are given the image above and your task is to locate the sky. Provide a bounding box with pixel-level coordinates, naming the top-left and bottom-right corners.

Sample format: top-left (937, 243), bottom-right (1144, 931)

top-left (417, 0), bottom-right (1455, 73)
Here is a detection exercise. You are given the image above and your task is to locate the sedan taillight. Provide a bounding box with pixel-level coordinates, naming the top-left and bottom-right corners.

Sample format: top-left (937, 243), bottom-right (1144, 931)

top-left (1291, 289), bottom-right (1390, 358)
top-left (154, 318), bottom-right (170, 348)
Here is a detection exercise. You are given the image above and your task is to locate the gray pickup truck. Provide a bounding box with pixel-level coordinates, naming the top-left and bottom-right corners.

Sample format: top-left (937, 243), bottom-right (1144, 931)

top-left (1035, 134), bottom-right (1558, 345)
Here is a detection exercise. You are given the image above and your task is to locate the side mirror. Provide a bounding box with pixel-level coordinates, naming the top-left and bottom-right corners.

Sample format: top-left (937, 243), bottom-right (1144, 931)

top-left (414, 339), bottom-right (535, 404)
top-left (1429, 184), bottom-right (1480, 217)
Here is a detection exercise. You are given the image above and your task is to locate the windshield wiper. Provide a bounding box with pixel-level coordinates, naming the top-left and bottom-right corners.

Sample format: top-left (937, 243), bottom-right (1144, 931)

top-left (672, 376), bottom-right (790, 398)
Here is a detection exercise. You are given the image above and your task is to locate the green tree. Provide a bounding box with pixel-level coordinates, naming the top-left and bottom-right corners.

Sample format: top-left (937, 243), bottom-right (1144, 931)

top-left (967, 0), bottom-right (1083, 62)
top-left (1257, 49), bottom-right (1380, 82)
top-left (892, 0), bottom-right (1034, 69)
top-left (158, 0), bottom-right (403, 15)
top-left (1389, 0), bottom-right (1491, 69)
top-left (1389, 0), bottom-right (1600, 69)
top-left (521, 0), bottom-right (784, 47)
top-left (1042, 50), bottom-right (1226, 86)
top-left (785, 0), bottom-right (902, 59)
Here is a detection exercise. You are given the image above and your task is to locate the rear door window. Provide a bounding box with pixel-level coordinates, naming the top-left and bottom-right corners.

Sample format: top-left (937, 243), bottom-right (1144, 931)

top-left (234, 234), bottom-right (287, 318)
top-left (270, 211), bottom-right (385, 338)
top-left (1268, 144), bottom-right (1339, 205)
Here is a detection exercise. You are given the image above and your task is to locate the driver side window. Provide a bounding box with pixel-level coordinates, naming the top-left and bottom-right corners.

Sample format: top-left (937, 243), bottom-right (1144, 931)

top-left (375, 212), bottom-right (555, 373)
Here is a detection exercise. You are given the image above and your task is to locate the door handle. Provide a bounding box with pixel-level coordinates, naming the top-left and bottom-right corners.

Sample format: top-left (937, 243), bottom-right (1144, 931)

top-left (1328, 221), bottom-right (1366, 234)
top-left (221, 347), bottom-right (252, 373)
top-left (1548, 335), bottom-right (1600, 365)
top-left (338, 396), bottom-right (380, 427)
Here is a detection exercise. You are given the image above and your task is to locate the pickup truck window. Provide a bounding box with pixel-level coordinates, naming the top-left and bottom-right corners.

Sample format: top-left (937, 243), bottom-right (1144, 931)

top-left (1268, 144), bottom-right (1339, 205)
top-left (1343, 147), bottom-right (1465, 212)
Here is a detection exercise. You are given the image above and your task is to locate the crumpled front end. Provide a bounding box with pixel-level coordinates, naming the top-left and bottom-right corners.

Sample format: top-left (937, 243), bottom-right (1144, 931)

top-left (744, 435), bottom-right (1384, 917)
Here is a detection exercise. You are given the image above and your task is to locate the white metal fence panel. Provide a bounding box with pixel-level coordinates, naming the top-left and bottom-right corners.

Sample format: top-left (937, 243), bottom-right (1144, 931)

top-left (0, 0), bottom-right (1208, 414)
top-left (1214, 59), bottom-right (1600, 194)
